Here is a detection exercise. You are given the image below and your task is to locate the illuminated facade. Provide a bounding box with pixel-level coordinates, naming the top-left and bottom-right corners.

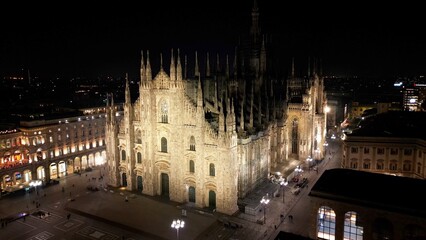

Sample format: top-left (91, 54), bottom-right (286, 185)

top-left (0, 106), bottom-right (119, 192)
top-left (342, 111), bottom-right (426, 179)
top-left (105, 4), bottom-right (327, 215)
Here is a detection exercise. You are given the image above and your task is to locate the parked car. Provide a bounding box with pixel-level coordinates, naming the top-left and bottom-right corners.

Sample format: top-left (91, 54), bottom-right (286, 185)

top-left (296, 177), bottom-right (309, 188)
top-left (291, 186), bottom-right (301, 195)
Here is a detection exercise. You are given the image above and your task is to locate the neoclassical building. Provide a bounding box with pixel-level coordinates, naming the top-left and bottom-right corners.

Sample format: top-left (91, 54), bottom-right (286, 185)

top-left (342, 111), bottom-right (426, 179)
top-left (0, 106), bottom-right (120, 192)
top-left (105, 3), bottom-right (327, 215)
top-left (309, 168), bottom-right (426, 240)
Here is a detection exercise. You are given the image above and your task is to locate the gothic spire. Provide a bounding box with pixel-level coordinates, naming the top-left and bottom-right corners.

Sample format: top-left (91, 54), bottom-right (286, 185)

top-left (140, 50), bottom-right (146, 83)
top-left (226, 54), bottom-right (230, 79)
top-left (250, 0), bottom-right (260, 43)
top-left (206, 52), bottom-right (210, 77)
top-left (170, 49), bottom-right (176, 81)
top-left (177, 48), bottom-right (182, 82)
top-left (197, 76), bottom-right (203, 108)
top-left (146, 50), bottom-right (152, 81)
top-left (125, 73), bottom-right (131, 105)
top-left (195, 51), bottom-right (200, 77)
top-left (216, 53), bottom-right (221, 73)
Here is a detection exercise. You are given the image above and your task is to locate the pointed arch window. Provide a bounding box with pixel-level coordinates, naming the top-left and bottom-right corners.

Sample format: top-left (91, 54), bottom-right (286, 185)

top-left (190, 136), bottom-right (196, 151)
top-left (137, 152), bottom-right (142, 164)
top-left (161, 100), bottom-right (168, 123)
top-left (209, 163), bottom-right (215, 176)
top-left (136, 130), bottom-right (142, 144)
top-left (161, 137), bottom-right (168, 153)
top-left (189, 160), bottom-right (195, 173)
top-left (121, 150), bottom-right (126, 161)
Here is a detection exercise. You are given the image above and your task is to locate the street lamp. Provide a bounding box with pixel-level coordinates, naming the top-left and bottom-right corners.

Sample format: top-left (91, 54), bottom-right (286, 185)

top-left (171, 219), bottom-right (185, 240)
top-left (260, 195), bottom-right (270, 224)
top-left (280, 180), bottom-right (288, 203)
top-left (29, 180), bottom-right (42, 196)
top-left (307, 156), bottom-right (313, 171)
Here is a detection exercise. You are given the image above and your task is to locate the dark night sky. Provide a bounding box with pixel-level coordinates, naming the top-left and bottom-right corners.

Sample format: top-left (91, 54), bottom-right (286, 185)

top-left (1, 1), bottom-right (425, 79)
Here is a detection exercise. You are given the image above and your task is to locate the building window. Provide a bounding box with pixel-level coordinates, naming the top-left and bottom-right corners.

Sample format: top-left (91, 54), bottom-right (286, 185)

top-left (390, 148), bottom-right (398, 155)
top-left (189, 160), bottom-right (194, 173)
top-left (351, 147), bottom-right (358, 154)
top-left (389, 162), bottom-right (397, 171)
top-left (161, 137), bottom-right (167, 153)
top-left (190, 136), bottom-right (195, 151)
top-left (363, 148), bottom-right (369, 154)
top-left (376, 160), bottom-right (384, 170)
top-left (160, 100), bottom-right (168, 123)
top-left (121, 150), bottom-right (126, 161)
top-left (377, 148), bottom-right (384, 155)
top-left (363, 161), bottom-right (370, 169)
top-left (350, 161), bottom-right (358, 169)
top-left (419, 151), bottom-right (422, 158)
top-left (404, 149), bottom-right (412, 156)
top-left (49, 136), bottom-right (53, 143)
top-left (209, 163), bottom-right (215, 176)
top-left (58, 134), bottom-right (62, 141)
top-left (317, 206), bottom-right (336, 239)
top-left (344, 211), bottom-right (364, 240)
top-left (137, 152), bottom-right (142, 164)
top-left (403, 161), bottom-right (411, 171)
top-left (417, 162), bottom-right (422, 174)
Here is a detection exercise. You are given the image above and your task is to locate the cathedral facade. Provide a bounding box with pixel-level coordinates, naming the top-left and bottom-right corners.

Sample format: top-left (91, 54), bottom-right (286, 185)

top-left (105, 3), bottom-right (327, 215)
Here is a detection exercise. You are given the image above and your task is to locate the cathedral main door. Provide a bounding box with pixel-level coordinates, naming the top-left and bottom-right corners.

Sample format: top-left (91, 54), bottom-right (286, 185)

top-left (209, 190), bottom-right (216, 209)
top-left (161, 173), bottom-right (169, 198)
top-left (121, 173), bottom-right (127, 187)
top-left (189, 186), bottom-right (195, 203)
top-left (137, 176), bottom-right (143, 192)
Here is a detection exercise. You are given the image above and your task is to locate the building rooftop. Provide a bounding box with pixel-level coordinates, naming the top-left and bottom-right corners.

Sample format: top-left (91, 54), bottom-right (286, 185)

top-left (347, 111), bottom-right (426, 140)
top-left (310, 168), bottom-right (426, 218)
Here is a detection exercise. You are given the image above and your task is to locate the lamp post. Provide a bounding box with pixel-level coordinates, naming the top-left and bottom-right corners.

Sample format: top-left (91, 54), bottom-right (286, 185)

top-left (280, 180), bottom-right (288, 203)
top-left (260, 195), bottom-right (270, 224)
top-left (171, 219), bottom-right (185, 240)
top-left (29, 180), bottom-right (42, 196)
top-left (307, 156), bottom-right (313, 171)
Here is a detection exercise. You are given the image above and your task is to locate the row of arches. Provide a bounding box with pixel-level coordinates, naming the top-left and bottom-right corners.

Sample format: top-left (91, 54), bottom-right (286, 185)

top-left (316, 205), bottom-right (425, 240)
top-left (1, 151), bottom-right (106, 191)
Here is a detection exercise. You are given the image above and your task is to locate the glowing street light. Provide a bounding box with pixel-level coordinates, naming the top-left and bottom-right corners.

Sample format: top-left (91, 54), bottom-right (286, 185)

top-left (280, 180), bottom-right (288, 203)
top-left (29, 179), bottom-right (42, 196)
top-left (260, 195), bottom-right (270, 224)
top-left (171, 219), bottom-right (185, 240)
top-left (307, 156), bottom-right (313, 170)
